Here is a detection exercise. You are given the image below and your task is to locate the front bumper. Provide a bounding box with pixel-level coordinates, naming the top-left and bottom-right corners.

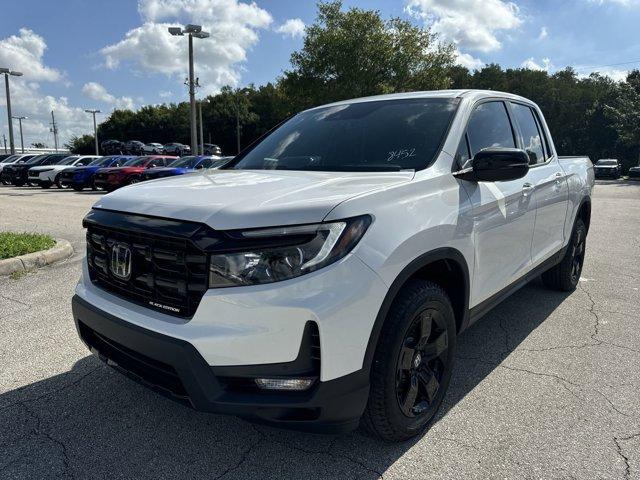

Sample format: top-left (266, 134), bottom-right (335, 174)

top-left (72, 294), bottom-right (370, 433)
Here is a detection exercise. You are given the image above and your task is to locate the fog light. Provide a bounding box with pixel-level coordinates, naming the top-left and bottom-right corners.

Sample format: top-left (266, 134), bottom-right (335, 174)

top-left (254, 377), bottom-right (315, 391)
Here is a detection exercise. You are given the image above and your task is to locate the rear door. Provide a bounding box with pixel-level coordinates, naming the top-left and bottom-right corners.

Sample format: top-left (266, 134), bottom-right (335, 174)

top-left (457, 100), bottom-right (537, 306)
top-left (508, 102), bottom-right (569, 266)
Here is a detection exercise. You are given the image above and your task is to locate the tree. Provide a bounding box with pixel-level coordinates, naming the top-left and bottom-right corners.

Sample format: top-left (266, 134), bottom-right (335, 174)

top-left (280, 1), bottom-right (455, 110)
top-left (31, 142), bottom-right (46, 148)
top-left (66, 134), bottom-right (95, 154)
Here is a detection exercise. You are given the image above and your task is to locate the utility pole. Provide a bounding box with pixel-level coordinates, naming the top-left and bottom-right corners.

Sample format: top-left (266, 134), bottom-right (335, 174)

top-left (168, 25), bottom-right (209, 156)
top-left (50, 110), bottom-right (58, 152)
top-left (2, 134), bottom-right (7, 153)
top-left (1, 68), bottom-right (23, 154)
top-left (198, 101), bottom-right (204, 155)
top-left (235, 98), bottom-right (241, 154)
top-left (12, 116), bottom-right (26, 153)
top-left (85, 109), bottom-right (101, 155)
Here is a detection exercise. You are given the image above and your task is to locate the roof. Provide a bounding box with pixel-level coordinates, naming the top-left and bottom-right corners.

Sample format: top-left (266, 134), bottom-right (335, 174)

top-left (306, 89), bottom-right (535, 111)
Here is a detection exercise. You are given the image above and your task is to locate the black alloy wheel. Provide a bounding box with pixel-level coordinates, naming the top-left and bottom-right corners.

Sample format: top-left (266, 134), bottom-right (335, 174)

top-left (395, 309), bottom-right (449, 418)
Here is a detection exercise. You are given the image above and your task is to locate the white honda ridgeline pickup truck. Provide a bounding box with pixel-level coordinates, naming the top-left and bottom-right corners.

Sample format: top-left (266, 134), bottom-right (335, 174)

top-left (72, 90), bottom-right (594, 442)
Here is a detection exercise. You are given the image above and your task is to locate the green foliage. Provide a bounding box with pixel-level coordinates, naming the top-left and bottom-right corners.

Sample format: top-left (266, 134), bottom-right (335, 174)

top-left (89, 1), bottom-right (640, 172)
top-left (0, 232), bottom-right (56, 260)
top-left (66, 134), bottom-right (95, 154)
top-left (31, 142), bottom-right (46, 148)
top-left (280, 1), bottom-right (455, 109)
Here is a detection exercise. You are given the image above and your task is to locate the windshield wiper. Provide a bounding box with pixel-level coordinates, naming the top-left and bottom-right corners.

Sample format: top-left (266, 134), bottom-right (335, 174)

top-left (294, 164), bottom-right (406, 172)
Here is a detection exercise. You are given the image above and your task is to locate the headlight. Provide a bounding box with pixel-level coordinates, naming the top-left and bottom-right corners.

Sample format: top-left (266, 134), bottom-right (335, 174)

top-left (209, 215), bottom-right (371, 288)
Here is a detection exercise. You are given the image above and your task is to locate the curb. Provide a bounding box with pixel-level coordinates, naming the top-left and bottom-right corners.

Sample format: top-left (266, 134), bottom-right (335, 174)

top-left (0, 239), bottom-right (74, 276)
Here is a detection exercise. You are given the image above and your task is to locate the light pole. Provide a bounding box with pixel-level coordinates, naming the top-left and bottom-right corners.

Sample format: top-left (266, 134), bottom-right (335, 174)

top-left (85, 109), bottom-right (101, 155)
top-left (1, 68), bottom-right (23, 154)
top-left (168, 24), bottom-right (210, 156)
top-left (11, 116), bottom-right (27, 153)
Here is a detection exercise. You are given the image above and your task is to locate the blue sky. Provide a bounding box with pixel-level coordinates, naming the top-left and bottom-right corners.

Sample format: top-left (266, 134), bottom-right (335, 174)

top-left (1, 0), bottom-right (639, 147)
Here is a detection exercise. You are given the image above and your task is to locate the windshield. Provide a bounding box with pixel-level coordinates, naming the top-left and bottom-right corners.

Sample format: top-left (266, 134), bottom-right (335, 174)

top-left (89, 156), bottom-right (115, 166)
top-left (1, 155), bottom-right (18, 163)
top-left (231, 98), bottom-right (459, 172)
top-left (168, 156), bottom-right (199, 168)
top-left (25, 155), bottom-right (48, 164)
top-left (596, 159), bottom-right (618, 166)
top-left (58, 156), bottom-right (80, 165)
top-left (123, 157), bottom-right (152, 167)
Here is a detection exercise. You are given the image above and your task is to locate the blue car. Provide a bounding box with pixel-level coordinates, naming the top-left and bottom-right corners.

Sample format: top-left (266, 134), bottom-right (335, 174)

top-left (58, 155), bottom-right (136, 191)
top-left (141, 155), bottom-right (231, 181)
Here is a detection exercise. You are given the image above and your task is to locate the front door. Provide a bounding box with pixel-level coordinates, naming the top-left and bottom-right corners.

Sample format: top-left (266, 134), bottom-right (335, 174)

top-left (457, 100), bottom-right (537, 307)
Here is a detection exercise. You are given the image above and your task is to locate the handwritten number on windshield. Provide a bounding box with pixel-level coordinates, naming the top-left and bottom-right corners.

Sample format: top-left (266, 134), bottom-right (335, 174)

top-left (386, 148), bottom-right (416, 162)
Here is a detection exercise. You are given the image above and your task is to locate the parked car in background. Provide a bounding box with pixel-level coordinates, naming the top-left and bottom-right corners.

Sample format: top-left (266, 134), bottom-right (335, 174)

top-left (203, 143), bottom-right (222, 156)
top-left (141, 155), bottom-right (231, 181)
top-left (124, 140), bottom-right (146, 155)
top-left (58, 155), bottom-right (136, 191)
top-left (73, 90), bottom-right (593, 441)
top-left (28, 155), bottom-right (100, 189)
top-left (101, 140), bottom-right (124, 155)
top-left (0, 154), bottom-right (35, 183)
top-left (162, 143), bottom-right (191, 156)
top-left (628, 165), bottom-right (640, 180)
top-left (142, 143), bottom-right (164, 154)
top-left (93, 155), bottom-right (177, 191)
top-left (593, 158), bottom-right (621, 179)
top-left (2, 153), bottom-right (70, 186)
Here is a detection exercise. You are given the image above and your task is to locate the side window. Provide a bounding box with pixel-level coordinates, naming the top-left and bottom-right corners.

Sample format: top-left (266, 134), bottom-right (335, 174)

top-left (466, 101), bottom-right (515, 156)
top-left (455, 135), bottom-right (471, 169)
top-left (532, 109), bottom-right (552, 158)
top-left (511, 103), bottom-right (545, 165)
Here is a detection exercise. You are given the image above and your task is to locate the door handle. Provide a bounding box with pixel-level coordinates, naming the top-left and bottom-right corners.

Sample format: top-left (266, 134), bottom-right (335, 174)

top-left (522, 183), bottom-right (534, 197)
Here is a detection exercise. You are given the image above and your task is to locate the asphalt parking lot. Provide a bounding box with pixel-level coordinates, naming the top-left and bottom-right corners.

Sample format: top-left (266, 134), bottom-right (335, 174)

top-left (1, 181), bottom-right (639, 479)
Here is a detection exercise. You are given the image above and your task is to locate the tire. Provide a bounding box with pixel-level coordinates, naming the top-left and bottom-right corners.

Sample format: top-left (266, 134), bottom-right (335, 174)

top-left (362, 280), bottom-right (457, 442)
top-left (55, 175), bottom-right (67, 189)
top-left (128, 177), bottom-right (140, 185)
top-left (542, 218), bottom-right (587, 292)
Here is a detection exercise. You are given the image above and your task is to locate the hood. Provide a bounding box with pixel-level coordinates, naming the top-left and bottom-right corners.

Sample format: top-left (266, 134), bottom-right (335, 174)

top-left (94, 169), bottom-right (414, 230)
top-left (29, 164), bottom-right (69, 172)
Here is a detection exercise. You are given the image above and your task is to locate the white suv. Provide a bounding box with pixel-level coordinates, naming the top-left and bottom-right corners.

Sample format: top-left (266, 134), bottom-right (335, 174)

top-left (72, 90), bottom-right (593, 441)
top-left (29, 155), bottom-right (100, 188)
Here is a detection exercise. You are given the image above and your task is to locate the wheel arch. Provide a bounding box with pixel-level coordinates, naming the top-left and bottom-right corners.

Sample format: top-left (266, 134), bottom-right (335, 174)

top-left (576, 196), bottom-right (591, 233)
top-left (363, 248), bottom-right (470, 370)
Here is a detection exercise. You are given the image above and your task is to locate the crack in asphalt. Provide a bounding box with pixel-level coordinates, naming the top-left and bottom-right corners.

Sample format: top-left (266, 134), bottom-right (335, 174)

top-left (614, 432), bottom-right (640, 480)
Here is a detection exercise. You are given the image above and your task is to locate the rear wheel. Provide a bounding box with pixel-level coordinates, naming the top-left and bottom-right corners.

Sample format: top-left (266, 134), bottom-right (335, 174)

top-left (128, 177), bottom-right (140, 185)
top-left (362, 280), bottom-right (456, 442)
top-left (542, 218), bottom-right (587, 291)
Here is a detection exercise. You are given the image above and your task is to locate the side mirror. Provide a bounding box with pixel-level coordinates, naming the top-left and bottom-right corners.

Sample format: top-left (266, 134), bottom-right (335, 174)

top-left (455, 148), bottom-right (529, 182)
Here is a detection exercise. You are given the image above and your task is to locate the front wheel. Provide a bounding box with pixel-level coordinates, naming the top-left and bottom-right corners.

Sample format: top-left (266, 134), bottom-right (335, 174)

top-left (55, 175), bottom-right (68, 189)
top-left (362, 280), bottom-right (456, 442)
top-left (542, 218), bottom-right (587, 291)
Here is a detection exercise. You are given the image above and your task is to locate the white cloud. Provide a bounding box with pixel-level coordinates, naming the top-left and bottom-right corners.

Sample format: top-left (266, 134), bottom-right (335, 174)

top-left (588, 0), bottom-right (639, 6)
top-left (0, 29), bottom-right (94, 147)
top-left (159, 90), bottom-right (173, 98)
top-left (405, 0), bottom-right (522, 52)
top-left (275, 18), bottom-right (305, 38)
top-left (579, 67), bottom-right (629, 81)
top-left (100, 0), bottom-right (273, 95)
top-left (455, 51), bottom-right (484, 70)
top-left (521, 57), bottom-right (553, 71)
top-left (538, 26), bottom-right (548, 40)
top-left (82, 82), bottom-right (135, 110)
top-left (0, 28), bottom-right (64, 82)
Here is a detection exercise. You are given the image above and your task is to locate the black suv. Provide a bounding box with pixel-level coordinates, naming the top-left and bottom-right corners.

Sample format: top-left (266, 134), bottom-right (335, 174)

top-left (101, 140), bottom-right (124, 155)
top-left (2, 153), bottom-right (70, 186)
top-left (594, 159), bottom-right (622, 179)
top-left (124, 140), bottom-right (146, 155)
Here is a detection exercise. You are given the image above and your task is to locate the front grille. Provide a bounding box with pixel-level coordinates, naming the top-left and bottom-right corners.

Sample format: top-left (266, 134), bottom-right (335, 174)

top-left (78, 320), bottom-right (190, 403)
top-left (86, 222), bottom-right (208, 318)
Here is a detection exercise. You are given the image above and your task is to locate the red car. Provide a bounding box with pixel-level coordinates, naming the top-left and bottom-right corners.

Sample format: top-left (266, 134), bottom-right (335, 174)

top-left (93, 156), bottom-right (177, 192)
